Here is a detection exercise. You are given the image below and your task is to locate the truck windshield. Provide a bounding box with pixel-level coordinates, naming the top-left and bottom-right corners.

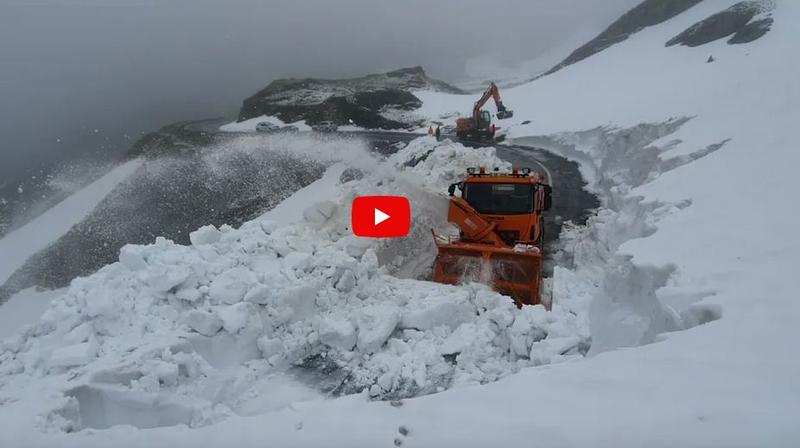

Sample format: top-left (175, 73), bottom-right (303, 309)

top-left (463, 183), bottom-right (533, 215)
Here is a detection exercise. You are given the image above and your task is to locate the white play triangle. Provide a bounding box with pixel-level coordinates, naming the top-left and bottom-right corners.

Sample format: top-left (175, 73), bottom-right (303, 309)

top-left (374, 208), bottom-right (390, 225)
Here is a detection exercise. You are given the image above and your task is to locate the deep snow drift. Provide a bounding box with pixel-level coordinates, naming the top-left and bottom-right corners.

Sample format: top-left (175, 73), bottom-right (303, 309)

top-left (0, 137), bottom-right (591, 437)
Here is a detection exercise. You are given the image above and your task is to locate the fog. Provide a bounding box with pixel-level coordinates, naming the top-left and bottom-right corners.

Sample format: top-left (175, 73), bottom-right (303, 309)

top-left (0, 0), bottom-right (638, 186)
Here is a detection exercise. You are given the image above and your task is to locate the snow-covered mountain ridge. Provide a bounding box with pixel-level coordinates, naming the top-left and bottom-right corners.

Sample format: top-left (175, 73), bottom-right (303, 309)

top-left (237, 66), bottom-right (462, 130)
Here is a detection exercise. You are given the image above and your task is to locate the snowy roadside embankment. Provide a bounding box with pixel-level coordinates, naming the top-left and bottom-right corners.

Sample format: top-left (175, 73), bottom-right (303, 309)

top-left (0, 137), bottom-right (589, 435)
top-left (0, 160), bottom-right (143, 288)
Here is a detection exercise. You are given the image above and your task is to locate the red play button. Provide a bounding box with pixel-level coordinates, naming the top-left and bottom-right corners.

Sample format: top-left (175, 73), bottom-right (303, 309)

top-left (351, 196), bottom-right (411, 238)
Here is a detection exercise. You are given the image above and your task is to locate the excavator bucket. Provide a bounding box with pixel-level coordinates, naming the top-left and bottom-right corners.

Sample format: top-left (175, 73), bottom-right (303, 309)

top-left (496, 110), bottom-right (514, 120)
top-left (432, 236), bottom-right (542, 307)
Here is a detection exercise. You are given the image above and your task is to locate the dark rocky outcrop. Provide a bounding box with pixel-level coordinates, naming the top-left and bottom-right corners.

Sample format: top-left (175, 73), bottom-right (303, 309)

top-left (666, 1), bottom-right (774, 47)
top-left (727, 17), bottom-right (773, 44)
top-left (238, 66), bottom-right (461, 129)
top-left (544, 0), bottom-right (705, 75)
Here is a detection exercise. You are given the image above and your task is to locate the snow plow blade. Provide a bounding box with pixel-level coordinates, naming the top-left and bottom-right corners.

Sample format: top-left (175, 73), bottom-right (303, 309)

top-left (432, 234), bottom-right (542, 307)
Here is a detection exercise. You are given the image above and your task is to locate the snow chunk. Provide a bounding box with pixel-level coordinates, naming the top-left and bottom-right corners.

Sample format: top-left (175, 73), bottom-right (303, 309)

top-left (189, 225), bottom-right (222, 246)
top-left (50, 340), bottom-right (97, 368)
top-left (318, 316), bottom-right (357, 351)
top-left (335, 269), bottom-right (356, 292)
top-left (119, 244), bottom-right (147, 271)
top-left (400, 291), bottom-right (475, 331)
top-left (356, 304), bottom-right (401, 353)
top-left (257, 336), bottom-right (285, 361)
top-left (337, 235), bottom-right (374, 258)
top-left (217, 303), bottom-right (262, 334)
top-left (259, 220), bottom-right (279, 235)
top-left (142, 360), bottom-right (180, 386)
top-left (303, 200), bottom-right (337, 225)
top-left (283, 251), bottom-right (312, 272)
top-left (509, 305), bottom-right (549, 358)
top-left (243, 284), bottom-right (272, 305)
top-left (208, 267), bottom-right (256, 304)
top-left (273, 285), bottom-right (318, 323)
top-left (149, 266), bottom-right (191, 293)
top-left (185, 310), bottom-right (223, 336)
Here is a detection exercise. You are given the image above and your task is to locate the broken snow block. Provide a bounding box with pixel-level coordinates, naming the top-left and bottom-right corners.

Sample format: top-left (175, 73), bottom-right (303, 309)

top-left (259, 220), bottom-right (279, 235)
top-left (439, 323), bottom-right (476, 356)
top-left (149, 267), bottom-right (191, 293)
top-left (63, 322), bottom-right (94, 345)
top-left (217, 302), bottom-right (262, 334)
top-left (257, 336), bottom-right (285, 360)
top-left (335, 269), bottom-right (356, 292)
top-left (209, 267), bottom-right (255, 304)
top-left (283, 251), bottom-right (312, 272)
top-left (273, 285), bottom-right (318, 322)
top-left (400, 292), bottom-right (474, 331)
top-left (303, 200), bottom-right (337, 225)
top-left (244, 284), bottom-right (271, 305)
top-left (142, 360), bottom-right (180, 386)
top-left (50, 340), bottom-right (97, 369)
top-left (356, 304), bottom-right (401, 353)
top-left (337, 235), bottom-right (373, 258)
top-left (119, 244), bottom-right (148, 271)
top-left (185, 310), bottom-right (223, 336)
top-left (318, 316), bottom-right (357, 351)
top-left (189, 225), bottom-right (222, 246)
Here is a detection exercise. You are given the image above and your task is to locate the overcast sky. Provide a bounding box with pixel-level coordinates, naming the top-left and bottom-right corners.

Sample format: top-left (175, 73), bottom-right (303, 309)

top-left (0, 0), bottom-right (638, 182)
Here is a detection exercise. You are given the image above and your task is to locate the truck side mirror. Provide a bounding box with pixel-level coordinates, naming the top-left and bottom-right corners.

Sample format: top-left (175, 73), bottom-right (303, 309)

top-left (448, 183), bottom-right (457, 197)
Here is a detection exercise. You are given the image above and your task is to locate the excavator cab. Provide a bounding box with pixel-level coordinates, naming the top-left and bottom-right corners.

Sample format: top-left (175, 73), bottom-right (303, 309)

top-left (433, 167), bottom-right (551, 307)
top-left (478, 110), bottom-right (492, 129)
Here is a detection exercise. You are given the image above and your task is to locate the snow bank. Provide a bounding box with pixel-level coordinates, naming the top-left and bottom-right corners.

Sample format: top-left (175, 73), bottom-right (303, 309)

top-left (0, 137), bottom-right (588, 434)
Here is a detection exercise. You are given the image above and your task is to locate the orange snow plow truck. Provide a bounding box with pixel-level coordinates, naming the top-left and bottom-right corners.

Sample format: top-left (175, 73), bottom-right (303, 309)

top-left (432, 166), bottom-right (552, 307)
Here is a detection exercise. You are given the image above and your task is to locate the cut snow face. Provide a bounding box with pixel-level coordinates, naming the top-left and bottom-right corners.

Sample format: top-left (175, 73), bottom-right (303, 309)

top-left (0, 137), bottom-right (590, 433)
top-left (516, 119), bottom-right (725, 353)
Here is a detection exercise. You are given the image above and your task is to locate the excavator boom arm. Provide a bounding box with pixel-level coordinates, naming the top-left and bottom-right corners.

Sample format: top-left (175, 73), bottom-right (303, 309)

top-left (472, 82), bottom-right (511, 122)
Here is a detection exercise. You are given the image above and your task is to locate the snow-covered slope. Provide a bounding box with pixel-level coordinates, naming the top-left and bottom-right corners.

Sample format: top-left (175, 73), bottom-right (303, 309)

top-left (0, 137), bottom-right (593, 444)
top-left (0, 160), bottom-right (142, 287)
top-left (1, 0), bottom-right (799, 446)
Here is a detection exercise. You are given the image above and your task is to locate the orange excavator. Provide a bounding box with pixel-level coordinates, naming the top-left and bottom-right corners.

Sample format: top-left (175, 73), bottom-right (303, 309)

top-left (432, 166), bottom-right (552, 307)
top-left (455, 82), bottom-right (513, 142)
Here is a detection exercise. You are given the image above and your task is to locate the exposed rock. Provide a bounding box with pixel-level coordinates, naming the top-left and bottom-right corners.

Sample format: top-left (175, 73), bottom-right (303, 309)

top-left (728, 17), bottom-right (773, 44)
top-left (237, 66), bottom-right (462, 129)
top-left (339, 168), bottom-right (364, 183)
top-left (545, 0), bottom-right (704, 75)
top-left (666, 1), bottom-right (774, 47)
